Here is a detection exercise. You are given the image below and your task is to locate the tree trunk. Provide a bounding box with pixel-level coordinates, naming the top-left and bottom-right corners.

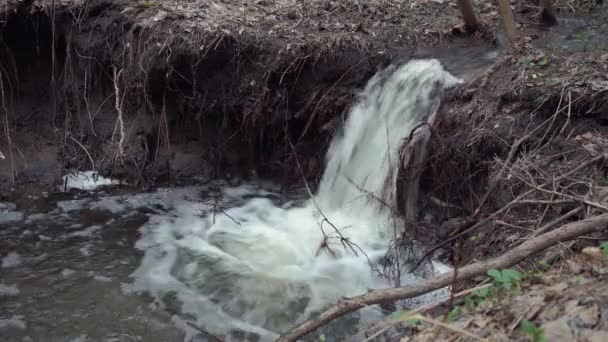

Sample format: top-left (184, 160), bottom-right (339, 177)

top-left (497, 0), bottom-right (518, 45)
top-left (540, 0), bottom-right (558, 26)
top-left (456, 0), bottom-right (478, 32)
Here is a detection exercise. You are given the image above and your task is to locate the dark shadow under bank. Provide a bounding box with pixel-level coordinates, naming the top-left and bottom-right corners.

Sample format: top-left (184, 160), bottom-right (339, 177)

top-left (0, 0), bottom-right (386, 194)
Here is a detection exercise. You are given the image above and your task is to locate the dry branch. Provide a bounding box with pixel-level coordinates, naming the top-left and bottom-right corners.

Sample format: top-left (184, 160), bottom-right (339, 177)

top-left (276, 213), bottom-right (608, 342)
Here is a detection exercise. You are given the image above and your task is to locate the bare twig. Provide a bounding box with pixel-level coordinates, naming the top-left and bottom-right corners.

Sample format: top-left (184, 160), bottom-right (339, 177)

top-left (532, 206), bottom-right (584, 237)
top-left (474, 107), bottom-right (569, 216)
top-left (358, 283), bottom-right (493, 342)
top-left (514, 173), bottom-right (608, 212)
top-left (412, 314), bottom-right (488, 341)
top-left (0, 70), bottom-right (15, 183)
top-left (112, 67), bottom-right (126, 156)
top-left (285, 133), bottom-right (373, 265)
top-left (276, 213), bottom-right (608, 341)
top-left (296, 62), bottom-right (361, 144)
top-left (186, 321), bottom-right (225, 342)
top-left (410, 154), bottom-right (604, 272)
top-left (69, 136), bottom-right (95, 171)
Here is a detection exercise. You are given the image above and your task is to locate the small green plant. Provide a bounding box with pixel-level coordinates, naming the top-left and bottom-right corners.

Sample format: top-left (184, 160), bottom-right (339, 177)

top-left (544, 78), bottom-right (557, 87)
top-left (569, 275), bottom-right (584, 284)
top-left (142, 1), bottom-right (160, 8)
top-left (447, 306), bottom-right (461, 322)
top-left (469, 232), bottom-right (486, 242)
top-left (521, 320), bottom-right (547, 342)
top-left (487, 268), bottom-right (524, 294)
top-left (519, 57), bottom-right (535, 69)
top-left (141, 1), bottom-right (160, 16)
top-left (444, 285), bottom-right (496, 322)
top-left (519, 54), bottom-right (550, 70)
top-left (600, 241), bottom-right (608, 258)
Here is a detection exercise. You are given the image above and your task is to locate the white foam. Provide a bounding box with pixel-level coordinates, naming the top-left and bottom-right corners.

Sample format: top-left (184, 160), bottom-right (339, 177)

top-left (130, 60), bottom-right (461, 340)
top-left (61, 171), bottom-right (119, 191)
top-left (0, 315), bottom-right (27, 330)
top-left (0, 211), bottom-right (23, 224)
top-left (93, 275), bottom-right (113, 282)
top-left (61, 269), bottom-right (76, 277)
top-left (90, 198), bottom-right (126, 214)
top-left (2, 252), bottom-right (22, 268)
top-left (80, 244), bottom-right (93, 257)
top-left (66, 335), bottom-right (88, 342)
top-left (0, 283), bottom-right (20, 296)
top-left (57, 199), bottom-right (92, 212)
top-left (65, 225), bottom-right (102, 238)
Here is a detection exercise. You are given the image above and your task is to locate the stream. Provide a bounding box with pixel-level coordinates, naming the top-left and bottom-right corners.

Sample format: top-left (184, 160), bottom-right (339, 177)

top-left (2, 5), bottom-right (607, 341)
top-left (1, 60), bottom-right (460, 342)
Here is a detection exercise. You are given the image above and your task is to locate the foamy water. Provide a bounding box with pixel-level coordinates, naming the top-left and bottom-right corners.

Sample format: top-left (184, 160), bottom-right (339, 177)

top-left (129, 60), bottom-right (462, 341)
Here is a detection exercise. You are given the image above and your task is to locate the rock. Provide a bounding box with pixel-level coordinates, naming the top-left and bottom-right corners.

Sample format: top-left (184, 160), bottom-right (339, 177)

top-left (580, 329), bottom-right (608, 342)
top-left (576, 304), bottom-right (600, 327)
top-left (542, 319), bottom-right (574, 341)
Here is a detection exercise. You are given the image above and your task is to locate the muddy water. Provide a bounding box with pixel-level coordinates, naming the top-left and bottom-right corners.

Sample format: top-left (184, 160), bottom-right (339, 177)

top-left (533, 4), bottom-right (608, 51)
top-left (1, 190), bottom-right (188, 341)
top-left (1, 60), bottom-right (464, 342)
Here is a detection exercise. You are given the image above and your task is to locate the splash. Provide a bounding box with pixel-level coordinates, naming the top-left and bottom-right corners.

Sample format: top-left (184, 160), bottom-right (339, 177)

top-left (131, 59), bottom-right (461, 341)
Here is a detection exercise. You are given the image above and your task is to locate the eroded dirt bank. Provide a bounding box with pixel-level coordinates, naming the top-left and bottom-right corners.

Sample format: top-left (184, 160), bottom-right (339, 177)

top-left (0, 0), bottom-right (485, 195)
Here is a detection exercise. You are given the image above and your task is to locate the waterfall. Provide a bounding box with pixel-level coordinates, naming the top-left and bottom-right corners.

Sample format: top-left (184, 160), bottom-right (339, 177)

top-left (130, 59), bottom-right (462, 341)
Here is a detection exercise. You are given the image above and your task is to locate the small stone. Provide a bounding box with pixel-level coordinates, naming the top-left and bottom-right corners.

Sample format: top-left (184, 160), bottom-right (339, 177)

top-left (581, 329), bottom-right (608, 342)
top-left (542, 319), bottom-right (574, 341)
top-left (565, 299), bottom-right (580, 313)
top-left (538, 304), bottom-right (562, 321)
top-left (576, 304), bottom-right (599, 327)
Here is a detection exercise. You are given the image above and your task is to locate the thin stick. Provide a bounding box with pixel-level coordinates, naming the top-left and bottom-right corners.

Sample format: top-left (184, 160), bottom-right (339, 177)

top-left (276, 213), bottom-right (608, 342)
top-left (0, 70), bottom-right (15, 183)
top-left (532, 206), bottom-right (583, 237)
top-left (186, 321), bottom-right (225, 342)
top-left (69, 136), bottom-right (95, 171)
top-left (413, 314), bottom-right (488, 341)
top-left (360, 283), bottom-right (492, 342)
top-left (113, 67), bottom-right (125, 156)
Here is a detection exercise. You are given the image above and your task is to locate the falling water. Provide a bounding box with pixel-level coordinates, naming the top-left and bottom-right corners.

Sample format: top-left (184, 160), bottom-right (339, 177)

top-left (130, 59), bottom-right (462, 341)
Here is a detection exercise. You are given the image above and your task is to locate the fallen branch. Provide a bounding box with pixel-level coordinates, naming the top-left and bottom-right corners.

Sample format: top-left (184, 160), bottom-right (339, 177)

top-left (276, 213), bottom-right (608, 342)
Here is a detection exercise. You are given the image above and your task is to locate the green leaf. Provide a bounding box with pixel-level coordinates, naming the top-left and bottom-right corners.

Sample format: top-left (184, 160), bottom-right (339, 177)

top-left (537, 56), bottom-right (549, 66)
top-left (447, 306), bottom-right (461, 322)
top-left (569, 275), bottom-right (584, 284)
top-left (473, 287), bottom-right (491, 298)
top-left (405, 317), bottom-right (421, 325)
top-left (390, 310), bottom-right (412, 320)
top-left (600, 241), bottom-right (608, 258)
top-left (487, 269), bottom-right (503, 282)
top-left (521, 320), bottom-right (548, 342)
top-left (464, 297), bottom-right (475, 310)
top-left (502, 268), bottom-right (524, 282)
top-left (319, 334), bottom-right (326, 342)
top-left (521, 320), bottom-right (536, 334)
top-left (537, 260), bottom-right (551, 269)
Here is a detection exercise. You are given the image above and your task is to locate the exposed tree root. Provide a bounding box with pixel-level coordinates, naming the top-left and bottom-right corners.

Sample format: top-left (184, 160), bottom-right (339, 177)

top-left (276, 213), bottom-right (608, 342)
